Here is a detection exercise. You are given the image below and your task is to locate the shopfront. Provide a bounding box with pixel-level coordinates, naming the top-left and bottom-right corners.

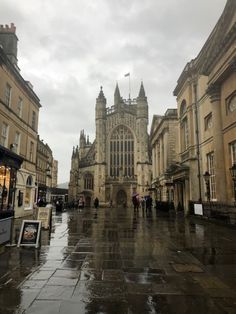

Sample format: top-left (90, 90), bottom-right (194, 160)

top-left (0, 145), bottom-right (23, 213)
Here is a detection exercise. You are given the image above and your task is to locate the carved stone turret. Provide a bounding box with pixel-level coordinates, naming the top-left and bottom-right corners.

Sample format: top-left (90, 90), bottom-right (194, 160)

top-left (137, 81), bottom-right (148, 119)
top-left (96, 86), bottom-right (106, 120)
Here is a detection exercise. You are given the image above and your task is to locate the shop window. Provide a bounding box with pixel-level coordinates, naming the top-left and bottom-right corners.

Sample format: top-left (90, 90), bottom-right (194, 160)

top-left (0, 166), bottom-right (10, 210)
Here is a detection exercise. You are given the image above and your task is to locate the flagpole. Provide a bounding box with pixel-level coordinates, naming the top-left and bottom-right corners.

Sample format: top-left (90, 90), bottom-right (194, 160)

top-left (124, 73), bottom-right (131, 104)
top-left (129, 74), bottom-right (131, 101)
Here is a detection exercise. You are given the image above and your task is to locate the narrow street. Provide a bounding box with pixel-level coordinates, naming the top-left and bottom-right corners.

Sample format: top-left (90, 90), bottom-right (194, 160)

top-left (0, 207), bottom-right (236, 313)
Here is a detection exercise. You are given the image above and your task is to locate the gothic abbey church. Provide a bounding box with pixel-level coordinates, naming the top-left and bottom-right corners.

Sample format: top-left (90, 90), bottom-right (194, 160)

top-left (68, 82), bottom-right (151, 207)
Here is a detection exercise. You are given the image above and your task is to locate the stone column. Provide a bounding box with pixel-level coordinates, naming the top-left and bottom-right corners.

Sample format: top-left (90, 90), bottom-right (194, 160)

top-left (207, 83), bottom-right (227, 202)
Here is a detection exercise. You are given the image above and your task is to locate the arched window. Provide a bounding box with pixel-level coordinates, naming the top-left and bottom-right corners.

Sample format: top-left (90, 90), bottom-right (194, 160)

top-left (110, 125), bottom-right (134, 177)
top-left (25, 175), bottom-right (33, 208)
top-left (180, 117), bottom-right (189, 151)
top-left (84, 173), bottom-right (94, 190)
top-left (179, 100), bottom-right (189, 151)
top-left (26, 175), bottom-right (33, 186)
top-left (180, 99), bottom-right (187, 117)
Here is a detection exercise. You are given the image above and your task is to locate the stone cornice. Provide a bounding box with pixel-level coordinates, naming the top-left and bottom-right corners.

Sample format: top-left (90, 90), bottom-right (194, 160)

top-left (173, 59), bottom-right (197, 97)
top-left (200, 22), bottom-right (236, 76)
top-left (174, 1), bottom-right (236, 97)
top-left (206, 83), bottom-right (221, 102)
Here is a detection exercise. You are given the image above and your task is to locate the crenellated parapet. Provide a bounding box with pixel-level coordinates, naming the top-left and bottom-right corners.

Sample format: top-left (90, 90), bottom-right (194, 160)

top-left (0, 23), bottom-right (16, 33)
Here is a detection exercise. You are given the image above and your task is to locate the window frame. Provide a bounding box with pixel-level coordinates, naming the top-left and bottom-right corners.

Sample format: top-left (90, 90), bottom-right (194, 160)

top-left (206, 152), bottom-right (216, 201)
top-left (1, 122), bottom-right (9, 147)
top-left (5, 83), bottom-right (12, 107)
top-left (109, 125), bottom-right (134, 177)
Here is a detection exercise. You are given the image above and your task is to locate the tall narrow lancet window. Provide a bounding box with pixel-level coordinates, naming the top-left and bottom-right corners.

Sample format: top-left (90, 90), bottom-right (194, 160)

top-left (110, 125), bottom-right (134, 177)
top-left (84, 173), bottom-right (94, 190)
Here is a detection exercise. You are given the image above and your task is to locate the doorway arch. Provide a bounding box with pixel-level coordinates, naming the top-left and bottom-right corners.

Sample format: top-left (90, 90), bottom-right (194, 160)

top-left (116, 190), bottom-right (127, 207)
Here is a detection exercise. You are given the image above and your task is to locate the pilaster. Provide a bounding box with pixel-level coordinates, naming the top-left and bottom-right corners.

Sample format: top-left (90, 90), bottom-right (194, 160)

top-left (207, 83), bottom-right (227, 201)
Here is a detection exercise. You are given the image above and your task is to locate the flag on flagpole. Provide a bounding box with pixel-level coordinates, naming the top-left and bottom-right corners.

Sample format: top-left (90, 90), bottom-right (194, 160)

top-left (124, 73), bottom-right (130, 77)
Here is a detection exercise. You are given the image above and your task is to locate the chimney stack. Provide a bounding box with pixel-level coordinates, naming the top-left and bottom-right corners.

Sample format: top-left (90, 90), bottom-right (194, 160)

top-left (0, 23), bottom-right (18, 66)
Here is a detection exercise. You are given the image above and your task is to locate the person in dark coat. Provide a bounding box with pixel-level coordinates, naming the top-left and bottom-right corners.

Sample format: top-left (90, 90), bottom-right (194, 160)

top-left (94, 197), bottom-right (99, 209)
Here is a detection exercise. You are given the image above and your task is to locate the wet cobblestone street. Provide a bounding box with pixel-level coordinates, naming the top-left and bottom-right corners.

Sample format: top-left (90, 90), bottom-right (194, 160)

top-left (0, 207), bottom-right (236, 313)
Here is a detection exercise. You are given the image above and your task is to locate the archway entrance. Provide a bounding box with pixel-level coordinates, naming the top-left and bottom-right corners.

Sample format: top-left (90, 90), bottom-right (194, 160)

top-left (116, 190), bottom-right (127, 207)
top-left (85, 196), bottom-right (91, 207)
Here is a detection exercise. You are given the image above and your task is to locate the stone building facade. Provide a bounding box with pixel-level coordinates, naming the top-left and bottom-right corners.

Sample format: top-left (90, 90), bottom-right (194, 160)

top-left (52, 159), bottom-right (58, 188)
top-left (36, 136), bottom-right (56, 204)
top-left (171, 0), bottom-right (236, 213)
top-left (68, 83), bottom-right (152, 207)
top-left (0, 23), bottom-right (41, 217)
top-left (150, 109), bottom-right (178, 202)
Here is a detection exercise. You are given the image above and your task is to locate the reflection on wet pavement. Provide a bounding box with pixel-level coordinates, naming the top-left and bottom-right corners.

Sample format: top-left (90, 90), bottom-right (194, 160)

top-left (0, 206), bottom-right (236, 313)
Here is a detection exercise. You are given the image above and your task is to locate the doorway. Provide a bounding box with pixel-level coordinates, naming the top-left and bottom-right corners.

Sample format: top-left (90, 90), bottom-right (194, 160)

top-left (116, 190), bottom-right (127, 207)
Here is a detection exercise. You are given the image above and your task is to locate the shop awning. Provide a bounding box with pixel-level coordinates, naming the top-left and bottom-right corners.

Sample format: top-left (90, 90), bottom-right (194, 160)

top-left (0, 145), bottom-right (23, 169)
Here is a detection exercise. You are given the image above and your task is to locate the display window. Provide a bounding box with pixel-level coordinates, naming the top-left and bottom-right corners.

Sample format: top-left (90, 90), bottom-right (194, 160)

top-left (0, 145), bottom-right (23, 213)
top-left (0, 166), bottom-right (16, 210)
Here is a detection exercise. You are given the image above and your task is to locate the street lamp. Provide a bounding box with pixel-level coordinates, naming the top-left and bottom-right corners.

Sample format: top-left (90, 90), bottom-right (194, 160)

top-left (203, 171), bottom-right (211, 202)
top-left (229, 163), bottom-right (236, 204)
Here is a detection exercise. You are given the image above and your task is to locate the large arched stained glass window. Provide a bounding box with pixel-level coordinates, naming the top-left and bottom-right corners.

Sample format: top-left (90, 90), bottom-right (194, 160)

top-left (110, 125), bottom-right (134, 177)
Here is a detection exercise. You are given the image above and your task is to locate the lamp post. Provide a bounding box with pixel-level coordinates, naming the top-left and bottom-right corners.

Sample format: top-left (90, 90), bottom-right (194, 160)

top-left (229, 163), bottom-right (236, 204)
top-left (203, 171), bottom-right (211, 202)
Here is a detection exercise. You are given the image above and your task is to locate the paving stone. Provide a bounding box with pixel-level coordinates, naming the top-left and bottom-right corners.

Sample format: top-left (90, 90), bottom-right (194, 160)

top-left (0, 207), bottom-right (236, 312)
top-left (37, 285), bottom-right (74, 300)
top-left (172, 263), bottom-right (204, 273)
top-left (47, 277), bottom-right (78, 286)
top-left (53, 269), bottom-right (80, 279)
top-left (29, 270), bottom-right (55, 280)
top-left (25, 300), bottom-right (61, 314)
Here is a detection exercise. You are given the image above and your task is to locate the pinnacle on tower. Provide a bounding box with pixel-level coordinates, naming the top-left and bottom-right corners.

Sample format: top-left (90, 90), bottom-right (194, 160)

top-left (98, 86), bottom-right (105, 101)
top-left (114, 82), bottom-right (121, 106)
top-left (138, 81), bottom-right (146, 99)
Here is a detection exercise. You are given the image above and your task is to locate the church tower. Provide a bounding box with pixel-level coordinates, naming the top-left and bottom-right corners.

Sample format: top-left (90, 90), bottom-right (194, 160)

top-left (68, 81), bottom-right (151, 207)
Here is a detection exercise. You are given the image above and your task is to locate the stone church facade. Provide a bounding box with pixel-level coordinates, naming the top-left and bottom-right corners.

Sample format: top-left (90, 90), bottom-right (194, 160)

top-left (68, 83), bottom-right (152, 207)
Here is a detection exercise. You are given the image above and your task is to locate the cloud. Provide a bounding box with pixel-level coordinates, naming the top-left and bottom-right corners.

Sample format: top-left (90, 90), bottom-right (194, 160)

top-left (0, 0), bottom-right (227, 183)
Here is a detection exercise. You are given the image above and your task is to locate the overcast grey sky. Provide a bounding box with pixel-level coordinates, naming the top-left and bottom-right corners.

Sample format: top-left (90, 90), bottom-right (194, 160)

top-left (0, 0), bottom-right (227, 183)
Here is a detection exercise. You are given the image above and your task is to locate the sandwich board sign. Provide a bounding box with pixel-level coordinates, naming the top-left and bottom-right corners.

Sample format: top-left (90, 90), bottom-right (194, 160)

top-left (17, 220), bottom-right (41, 248)
top-left (37, 206), bottom-right (52, 229)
